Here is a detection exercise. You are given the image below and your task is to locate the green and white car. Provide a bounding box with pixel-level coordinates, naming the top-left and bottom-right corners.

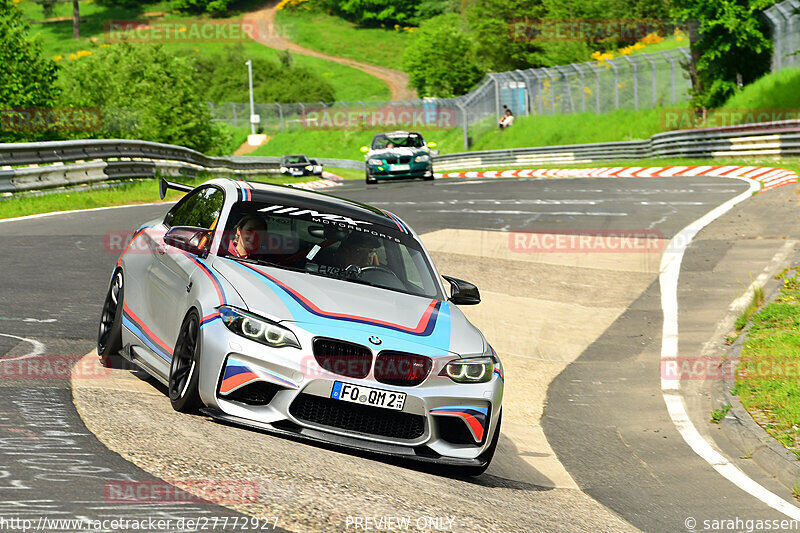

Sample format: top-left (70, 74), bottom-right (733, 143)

top-left (361, 131), bottom-right (437, 184)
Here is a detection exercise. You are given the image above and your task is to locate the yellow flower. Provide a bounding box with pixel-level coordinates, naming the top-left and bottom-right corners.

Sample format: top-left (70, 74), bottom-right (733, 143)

top-left (584, 87), bottom-right (592, 95)
top-left (639, 32), bottom-right (664, 45)
top-left (194, 47), bottom-right (200, 52)
top-left (53, 55), bottom-right (63, 61)
top-left (69, 53), bottom-right (77, 60)
top-left (76, 50), bottom-right (93, 58)
top-left (179, 26), bottom-right (187, 32)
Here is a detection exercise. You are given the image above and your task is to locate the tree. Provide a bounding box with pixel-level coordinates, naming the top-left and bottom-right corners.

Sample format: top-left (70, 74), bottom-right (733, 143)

top-left (464, 0), bottom-right (547, 72)
top-left (173, 0), bottom-right (232, 16)
top-left (72, 0), bottom-right (79, 39)
top-left (0, 0), bottom-right (60, 142)
top-left (671, 0), bottom-right (773, 109)
top-left (58, 43), bottom-right (230, 154)
top-left (190, 44), bottom-right (336, 103)
top-left (403, 14), bottom-right (484, 97)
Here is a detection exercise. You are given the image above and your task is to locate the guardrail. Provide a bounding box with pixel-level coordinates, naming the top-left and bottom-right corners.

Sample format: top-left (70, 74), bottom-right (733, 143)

top-left (433, 120), bottom-right (800, 172)
top-left (0, 139), bottom-right (285, 194)
top-left (2, 120), bottom-right (798, 193)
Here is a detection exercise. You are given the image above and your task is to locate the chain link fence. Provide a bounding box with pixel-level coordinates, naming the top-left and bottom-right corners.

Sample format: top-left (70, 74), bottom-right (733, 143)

top-left (765, 0), bottom-right (800, 72)
top-left (210, 47), bottom-right (692, 149)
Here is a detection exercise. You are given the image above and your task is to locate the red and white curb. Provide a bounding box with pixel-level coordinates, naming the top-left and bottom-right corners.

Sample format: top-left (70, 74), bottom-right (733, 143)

top-left (287, 172), bottom-right (343, 191)
top-left (436, 166), bottom-right (798, 193)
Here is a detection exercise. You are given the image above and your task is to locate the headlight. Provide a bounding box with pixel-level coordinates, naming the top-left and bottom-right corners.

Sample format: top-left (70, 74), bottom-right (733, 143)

top-left (218, 306), bottom-right (300, 349)
top-left (414, 154), bottom-right (430, 163)
top-left (441, 356), bottom-right (494, 383)
top-left (280, 166), bottom-right (288, 173)
top-left (305, 165), bottom-right (313, 171)
top-left (368, 158), bottom-right (382, 165)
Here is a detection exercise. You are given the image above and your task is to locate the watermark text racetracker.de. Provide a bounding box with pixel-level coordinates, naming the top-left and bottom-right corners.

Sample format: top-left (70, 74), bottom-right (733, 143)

top-left (509, 230), bottom-right (665, 253)
top-left (0, 515), bottom-right (280, 531)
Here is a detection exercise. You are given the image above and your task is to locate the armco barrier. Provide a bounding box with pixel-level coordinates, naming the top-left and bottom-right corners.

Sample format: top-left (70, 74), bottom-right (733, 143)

top-left (433, 120), bottom-right (800, 172)
top-left (0, 139), bottom-right (286, 194)
top-left (0, 139), bottom-right (367, 194)
top-left (2, 119), bottom-right (799, 193)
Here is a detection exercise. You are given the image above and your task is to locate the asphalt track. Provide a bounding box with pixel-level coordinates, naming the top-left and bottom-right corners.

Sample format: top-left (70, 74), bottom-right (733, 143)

top-left (0, 175), bottom-right (797, 532)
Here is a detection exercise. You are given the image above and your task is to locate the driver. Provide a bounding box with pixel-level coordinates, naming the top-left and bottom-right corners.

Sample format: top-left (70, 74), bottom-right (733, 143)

top-left (228, 214), bottom-right (268, 258)
top-left (334, 232), bottom-right (380, 268)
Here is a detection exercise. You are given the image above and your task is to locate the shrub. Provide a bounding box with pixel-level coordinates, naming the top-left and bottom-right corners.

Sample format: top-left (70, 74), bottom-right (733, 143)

top-left (57, 42), bottom-right (230, 154)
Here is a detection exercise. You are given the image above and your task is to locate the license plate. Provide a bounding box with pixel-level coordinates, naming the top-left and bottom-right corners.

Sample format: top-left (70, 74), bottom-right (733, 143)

top-left (330, 381), bottom-right (406, 411)
top-left (390, 164), bottom-right (410, 171)
top-left (291, 169), bottom-right (304, 175)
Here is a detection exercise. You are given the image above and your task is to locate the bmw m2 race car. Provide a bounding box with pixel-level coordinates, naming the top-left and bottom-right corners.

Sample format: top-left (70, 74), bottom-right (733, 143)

top-left (97, 178), bottom-right (503, 474)
top-left (279, 154), bottom-right (323, 177)
top-left (360, 131), bottom-right (436, 184)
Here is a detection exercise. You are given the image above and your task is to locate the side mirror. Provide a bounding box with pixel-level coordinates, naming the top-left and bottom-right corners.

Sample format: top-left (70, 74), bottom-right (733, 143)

top-left (360, 146), bottom-right (369, 153)
top-left (442, 275), bottom-right (480, 305)
top-left (164, 226), bottom-right (212, 257)
top-left (427, 142), bottom-right (437, 148)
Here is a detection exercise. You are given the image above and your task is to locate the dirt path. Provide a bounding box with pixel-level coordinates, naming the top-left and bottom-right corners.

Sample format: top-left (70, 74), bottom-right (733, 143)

top-left (242, 2), bottom-right (416, 100)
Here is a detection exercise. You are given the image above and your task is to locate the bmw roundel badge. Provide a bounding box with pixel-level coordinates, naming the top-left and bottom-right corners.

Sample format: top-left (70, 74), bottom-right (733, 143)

top-left (369, 336), bottom-right (382, 345)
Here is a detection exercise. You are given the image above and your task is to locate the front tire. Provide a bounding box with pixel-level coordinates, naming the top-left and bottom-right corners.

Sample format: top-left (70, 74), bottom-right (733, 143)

top-left (97, 270), bottom-right (124, 366)
top-left (366, 172), bottom-right (377, 184)
top-left (169, 310), bottom-right (202, 412)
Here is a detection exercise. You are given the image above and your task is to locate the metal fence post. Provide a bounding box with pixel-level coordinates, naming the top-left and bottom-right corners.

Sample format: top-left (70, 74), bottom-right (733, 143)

top-left (457, 103), bottom-right (469, 150)
top-left (554, 65), bottom-right (574, 113)
top-left (276, 103), bottom-right (284, 131)
top-left (678, 47), bottom-right (693, 90)
top-left (622, 55), bottom-right (638, 111)
top-left (662, 51), bottom-right (677, 104)
top-left (529, 70), bottom-right (544, 115)
top-left (542, 68), bottom-right (558, 113)
top-left (571, 64), bottom-right (586, 112)
top-left (586, 62), bottom-right (601, 113)
top-left (609, 61), bottom-right (620, 109)
top-left (640, 52), bottom-right (657, 108)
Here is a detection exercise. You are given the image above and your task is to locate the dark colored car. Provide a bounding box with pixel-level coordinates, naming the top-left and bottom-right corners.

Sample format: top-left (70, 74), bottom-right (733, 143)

top-left (361, 131), bottom-right (437, 184)
top-left (280, 154), bottom-right (323, 177)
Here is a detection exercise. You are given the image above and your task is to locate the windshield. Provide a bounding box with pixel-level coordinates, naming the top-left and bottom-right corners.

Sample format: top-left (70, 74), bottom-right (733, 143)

top-left (283, 155), bottom-right (308, 164)
top-left (372, 133), bottom-right (424, 150)
top-left (219, 201), bottom-right (442, 299)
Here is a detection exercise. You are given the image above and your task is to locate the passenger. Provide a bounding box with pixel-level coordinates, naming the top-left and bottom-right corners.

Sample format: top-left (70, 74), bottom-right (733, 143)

top-left (334, 232), bottom-right (380, 268)
top-left (228, 214), bottom-right (268, 258)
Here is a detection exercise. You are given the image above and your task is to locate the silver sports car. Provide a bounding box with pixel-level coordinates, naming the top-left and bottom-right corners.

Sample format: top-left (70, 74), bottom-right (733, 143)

top-left (97, 178), bottom-right (504, 474)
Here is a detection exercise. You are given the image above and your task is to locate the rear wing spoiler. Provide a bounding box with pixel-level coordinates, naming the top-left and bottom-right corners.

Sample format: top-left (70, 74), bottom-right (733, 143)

top-left (159, 178), bottom-right (193, 200)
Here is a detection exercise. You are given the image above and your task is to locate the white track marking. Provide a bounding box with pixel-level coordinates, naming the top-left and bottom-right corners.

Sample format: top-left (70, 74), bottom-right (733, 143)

top-left (659, 176), bottom-right (800, 520)
top-left (0, 202), bottom-right (170, 225)
top-left (0, 333), bottom-right (45, 361)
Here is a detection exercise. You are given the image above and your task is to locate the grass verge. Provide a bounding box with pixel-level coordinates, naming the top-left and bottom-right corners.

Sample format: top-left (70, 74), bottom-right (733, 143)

top-left (0, 173), bottom-right (317, 221)
top-left (734, 267), bottom-right (800, 458)
top-left (275, 8), bottom-right (410, 70)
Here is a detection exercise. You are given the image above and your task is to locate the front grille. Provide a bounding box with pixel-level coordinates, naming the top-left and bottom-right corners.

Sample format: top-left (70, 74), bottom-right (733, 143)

top-left (313, 338), bottom-right (372, 379)
top-left (374, 352), bottom-right (432, 387)
top-left (383, 156), bottom-right (412, 164)
top-left (225, 382), bottom-right (280, 406)
top-left (289, 393), bottom-right (425, 440)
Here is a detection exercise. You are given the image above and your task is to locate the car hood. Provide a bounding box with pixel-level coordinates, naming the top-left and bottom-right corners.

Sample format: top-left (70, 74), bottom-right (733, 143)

top-left (368, 147), bottom-right (427, 158)
top-left (211, 257), bottom-right (483, 356)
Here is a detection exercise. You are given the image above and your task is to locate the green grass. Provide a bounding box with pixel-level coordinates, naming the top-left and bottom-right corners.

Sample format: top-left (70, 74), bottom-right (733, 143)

top-left (275, 7), bottom-right (410, 70)
top-left (250, 107), bottom-right (670, 159)
top-left (250, 127), bottom-right (451, 159)
top-left (711, 404), bottom-right (732, 423)
top-left (0, 173), bottom-right (317, 220)
top-left (735, 268), bottom-right (800, 458)
top-left (713, 68), bottom-right (800, 126)
top-left (21, 0), bottom-right (390, 101)
top-left (735, 286), bottom-right (766, 331)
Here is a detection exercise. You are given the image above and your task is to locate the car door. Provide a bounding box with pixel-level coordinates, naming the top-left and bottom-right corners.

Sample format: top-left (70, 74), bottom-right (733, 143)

top-left (145, 186), bottom-right (224, 361)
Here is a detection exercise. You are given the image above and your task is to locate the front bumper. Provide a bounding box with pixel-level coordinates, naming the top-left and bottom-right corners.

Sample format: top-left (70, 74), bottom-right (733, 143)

top-left (197, 321), bottom-right (503, 464)
top-left (367, 162), bottom-right (432, 181)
